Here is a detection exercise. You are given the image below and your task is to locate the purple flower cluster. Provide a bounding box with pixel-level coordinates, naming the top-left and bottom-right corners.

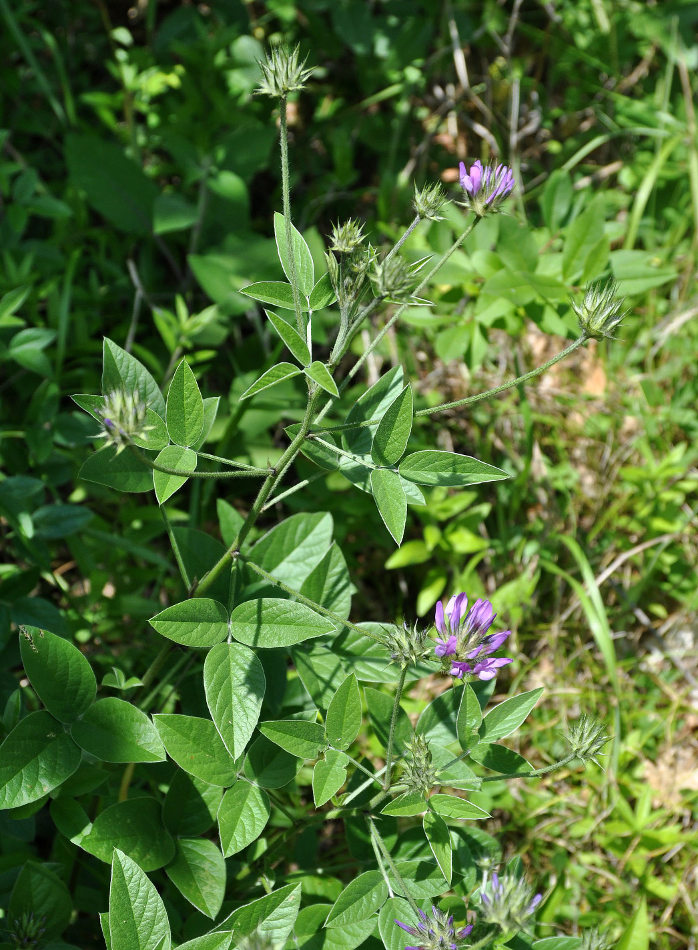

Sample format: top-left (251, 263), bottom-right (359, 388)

top-left (434, 593), bottom-right (512, 681)
top-left (395, 906), bottom-right (473, 950)
top-left (458, 160), bottom-right (515, 215)
top-left (480, 871), bottom-right (542, 931)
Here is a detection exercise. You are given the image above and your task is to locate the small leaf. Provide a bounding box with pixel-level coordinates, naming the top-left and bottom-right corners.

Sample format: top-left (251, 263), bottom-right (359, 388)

top-left (468, 743), bottom-right (532, 774)
top-left (259, 719), bottom-right (326, 759)
top-left (240, 362), bottom-right (301, 400)
top-left (371, 385), bottom-right (413, 466)
top-left (153, 445), bottom-right (197, 504)
top-left (241, 281), bottom-right (307, 311)
top-left (109, 849), bottom-right (171, 950)
top-left (304, 361), bottom-right (339, 396)
top-left (429, 794), bottom-right (490, 821)
top-left (204, 642), bottom-right (265, 759)
top-left (312, 750), bottom-right (348, 806)
top-left (478, 688), bottom-right (544, 743)
top-left (165, 838), bottom-right (225, 919)
top-left (0, 711), bottom-right (81, 808)
top-left (149, 598), bottom-right (229, 648)
top-left (166, 359), bottom-right (204, 446)
top-left (230, 598), bottom-right (336, 648)
top-left (20, 628), bottom-right (96, 723)
top-left (218, 883), bottom-right (301, 945)
top-left (274, 211), bottom-right (314, 296)
top-left (218, 781), bottom-right (271, 857)
top-left (154, 714), bottom-right (237, 786)
top-left (79, 445), bottom-right (153, 493)
top-left (380, 792), bottom-right (426, 817)
top-left (399, 450), bottom-right (509, 487)
top-left (71, 698), bottom-right (165, 763)
top-left (83, 797), bottom-right (175, 871)
top-left (457, 682), bottom-right (483, 749)
top-left (324, 869), bottom-right (388, 928)
top-left (370, 468), bottom-right (407, 544)
top-left (325, 673), bottom-right (361, 750)
top-left (102, 338), bottom-right (165, 416)
top-left (265, 309), bottom-right (310, 365)
top-left (423, 811), bottom-right (452, 884)
top-left (308, 272), bottom-right (336, 310)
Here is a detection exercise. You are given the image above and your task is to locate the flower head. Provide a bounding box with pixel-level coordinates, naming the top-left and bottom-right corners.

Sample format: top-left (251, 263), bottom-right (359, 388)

top-left (96, 388), bottom-right (153, 453)
top-left (565, 715), bottom-right (611, 767)
top-left (580, 927), bottom-right (613, 950)
top-left (399, 734), bottom-right (439, 796)
top-left (256, 45), bottom-right (313, 99)
top-left (480, 871), bottom-right (542, 932)
top-left (384, 622), bottom-right (433, 667)
top-left (458, 160), bottom-right (515, 216)
top-left (572, 279), bottom-right (628, 340)
top-left (434, 594), bottom-right (512, 681)
top-left (414, 182), bottom-right (448, 221)
top-left (395, 905), bottom-right (473, 950)
top-left (330, 219), bottom-right (366, 254)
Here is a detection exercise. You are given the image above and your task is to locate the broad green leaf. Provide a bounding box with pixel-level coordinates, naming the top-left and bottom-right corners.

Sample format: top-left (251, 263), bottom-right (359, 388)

top-left (109, 849), bottom-right (171, 950)
top-left (216, 883), bottom-right (301, 944)
top-left (243, 735), bottom-right (301, 788)
top-left (533, 940), bottom-right (581, 949)
top-left (102, 338), bottom-right (166, 416)
top-left (423, 811), bottom-right (452, 884)
top-left (0, 711), bottom-right (81, 808)
top-left (399, 450), bottom-right (508, 487)
top-left (365, 686), bottom-right (412, 752)
top-left (305, 361), bottom-right (339, 396)
top-left (479, 688), bottom-right (544, 743)
top-left (370, 468), bottom-right (407, 544)
top-left (259, 719), bottom-right (326, 759)
top-left (457, 682), bottom-right (483, 749)
top-left (371, 385), bottom-right (413, 466)
top-left (149, 598), bottom-right (228, 648)
top-left (204, 642), bottom-right (265, 758)
top-left (308, 272), bottom-right (336, 310)
top-left (241, 281), bottom-right (307, 311)
top-left (218, 780), bottom-right (271, 857)
top-left (8, 861), bottom-right (72, 942)
top-left (324, 869), bottom-right (388, 927)
top-left (163, 771), bottom-right (222, 837)
top-left (217, 498), bottom-right (244, 547)
top-left (240, 362), bottom-right (301, 400)
top-left (79, 445), bottom-right (153, 493)
top-left (344, 365), bottom-right (404, 457)
top-left (250, 512), bottom-right (333, 589)
top-left (379, 898), bottom-right (415, 950)
top-left (416, 689), bottom-right (460, 746)
top-left (389, 860), bottom-right (448, 901)
top-left (153, 714), bottom-right (237, 786)
top-left (71, 698), bottom-right (165, 763)
top-left (274, 211), bottom-right (314, 296)
top-left (19, 628), bottom-right (95, 722)
top-left (166, 359), bottom-right (204, 447)
top-left (230, 598), bottom-right (336, 648)
top-left (295, 905), bottom-right (375, 950)
top-left (171, 527), bottom-right (229, 604)
top-left (432, 743), bottom-right (481, 790)
top-left (265, 309), bottom-right (310, 365)
top-left (325, 673), bottom-right (361, 750)
top-left (165, 838), bottom-right (225, 919)
top-left (562, 198), bottom-right (605, 281)
top-left (610, 248), bottom-right (677, 295)
top-left (177, 936), bottom-right (232, 950)
top-left (468, 743), bottom-right (532, 774)
top-left (84, 798), bottom-right (175, 871)
top-left (292, 645), bottom-right (349, 709)
top-left (380, 792), bottom-right (426, 817)
top-left (50, 797), bottom-right (92, 846)
top-left (429, 794), bottom-right (490, 820)
top-left (313, 750), bottom-right (348, 806)
top-left (31, 503), bottom-right (93, 539)
top-left (334, 626), bottom-right (433, 683)
top-left (300, 543), bottom-right (354, 621)
top-left (153, 445), bottom-right (197, 504)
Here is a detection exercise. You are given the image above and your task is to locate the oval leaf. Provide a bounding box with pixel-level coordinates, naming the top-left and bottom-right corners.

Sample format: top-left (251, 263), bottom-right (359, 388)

top-left (109, 849), bottom-right (171, 950)
top-left (399, 450), bottom-right (509, 487)
top-left (165, 838), bottom-right (225, 919)
top-left (371, 385), bottom-right (413, 466)
top-left (0, 711), bottom-right (81, 808)
top-left (230, 598), bottom-right (336, 648)
top-left (167, 359), bottom-right (204, 446)
top-left (241, 281), bottom-right (307, 311)
top-left (423, 811), bottom-right (452, 884)
top-left (20, 628), bottom-right (96, 722)
top-left (273, 211), bottom-right (314, 297)
top-left (258, 719), bottom-right (326, 759)
top-left (149, 598), bottom-right (228, 648)
top-left (204, 642), bottom-right (266, 759)
top-left (154, 714), bottom-right (237, 786)
top-left (85, 798), bottom-right (175, 871)
top-left (153, 445), bottom-right (197, 504)
top-left (429, 793), bottom-right (490, 821)
top-left (479, 688), bottom-right (544, 744)
top-left (240, 363), bottom-right (301, 400)
top-left (324, 869), bottom-right (388, 928)
top-left (71, 698), bottom-right (165, 763)
top-left (325, 673), bottom-right (361, 750)
top-left (304, 361), bottom-right (339, 396)
top-left (265, 309), bottom-right (310, 365)
top-left (370, 468), bottom-right (407, 544)
top-left (218, 780), bottom-right (271, 857)
top-left (312, 750), bottom-right (348, 807)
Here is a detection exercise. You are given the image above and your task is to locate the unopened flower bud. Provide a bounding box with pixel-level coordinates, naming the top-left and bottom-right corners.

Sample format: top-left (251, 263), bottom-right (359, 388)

top-left (414, 182), bottom-right (447, 221)
top-left (399, 734), bottom-right (438, 796)
top-left (394, 905), bottom-right (473, 950)
top-left (256, 45), bottom-right (313, 99)
top-left (566, 715), bottom-right (610, 767)
top-left (97, 389), bottom-right (153, 453)
top-left (572, 279), bottom-right (628, 340)
top-left (330, 219), bottom-right (365, 254)
top-left (480, 872), bottom-right (542, 932)
top-left (581, 927), bottom-right (613, 950)
top-left (384, 622), bottom-right (432, 667)
top-left (372, 255), bottom-right (415, 302)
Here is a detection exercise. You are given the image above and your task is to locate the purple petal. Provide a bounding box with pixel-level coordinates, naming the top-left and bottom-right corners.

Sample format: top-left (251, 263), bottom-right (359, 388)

top-left (446, 592), bottom-right (467, 630)
top-left (458, 161), bottom-right (469, 190)
top-left (395, 920), bottom-right (419, 936)
top-left (469, 161), bottom-right (483, 193)
top-left (450, 660), bottom-right (471, 678)
top-left (527, 893), bottom-right (543, 913)
top-left (434, 635), bottom-right (457, 658)
top-left (435, 600), bottom-right (446, 635)
top-left (472, 657), bottom-right (512, 680)
top-left (457, 926), bottom-right (474, 937)
top-left (492, 872), bottom-right (500, 889)
top-left (466, 629), bottom-right (510, 658)
top-left (468, 598), bottom-right (495, 634)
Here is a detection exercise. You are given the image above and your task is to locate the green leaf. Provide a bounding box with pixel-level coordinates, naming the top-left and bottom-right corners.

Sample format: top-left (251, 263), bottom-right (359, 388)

top-left (70, 698), bottom-right (165, 763)
top-left (84, 798), bottom-right (175, 871)
top-left (50, 797), bottom-right (92, 846)
top-left (8, 861), bottom-right (73, 942)
top-left (0, 711), bottom-right (81, 808)
top-left (153, 445), bottom-right (197, 504)
top-left (432, 743), bottom-right (481, 790)
top-left (153, 193), bottom-right (198, 234)
top-left (79, 445), bottom-right (153, 493)
top-left (166, 359), bottom-right (204, 447)
top-left (325, 673), bottom-right (361, 750)
top-left (312, 750), bottom-right (348, 806)
top-left (423, 811), bottom-right (452, 884)
top-left (429, 794), bottom-right (490, 820)
top-left (468, 743), bottom-right (533, 774)
top-left (380, 792), bottom-right (426, 816)
top-left (344, 365), bottom-right (404, 457)
top-left (365, 686), bottom-right (412, 751)
top-left (109, 849), bottom-right (171, 950)
top-left (265, 309), bottom-right (310, 365)
top-left (163, 771), bottom-right (222, 837)
top-left (217, 884), bottom-right (301, 945)
top-left (259, 719), bottom-right (326, 759)
top-left (457, 683), bottom-right (483, 749)
top-left (399, 450), bottom-right (509, 487)
top-left (165, 838), bottom-right (225, 919)
top-left (292, 645), bottom-right (349, 710)
top-left (304, 361), bottom-right (339, 396)
top-left (249, 511), bottom-right (333, 589)
top-left (218, 780), bottom-right (271, 857)
top-left (153, 714), bottom-right (237, 786)
top-left (274, 211), bottom-right (314, 297)
top-left (371, 385), bottom-right (413, 466)
top-left (102, 338), bottom-right (166, 416)
top-left (194, 395), bottom-right (220, 450)
top-left (479, 688), bottom-right (544, 743)
top-left (617, 896), bottom-right (649, 950)
top-left (204, 642), bottom-right (265, 759)
top-left (370, 468), bottom-right (407, 544)
top-left (230, 598), bottom-right (336, 648)
top-left (217, 498), bottom-right (244, 547)
top-left (241, 281), bottom-right (307, 311)
top-left (149, 598), bottom-right (229, 648)
top-left (324, 869), bottom-right (388, 927)
top-left (19, 628), bottom-right (96, 722)
top-left (379, 898), bottom-right (415, 950)
top-left (416, 689), bottom-right (460, 746)
top-left (177, 936), bottom-right (232, 950)
top-left (240, 362), bottom-right (301, 400)
top-left (299, 543), bottom-right (354, 621)
top-left (610, 248), bottom-right (677, 295)
top-left (388, 860), bottom-right (448, 901)
top-left (562, 198), bottom-right (606, 281)
top-left (308, 272), bottom-right (336, 309)
top-left (243, 735), bottom-right (301, 788)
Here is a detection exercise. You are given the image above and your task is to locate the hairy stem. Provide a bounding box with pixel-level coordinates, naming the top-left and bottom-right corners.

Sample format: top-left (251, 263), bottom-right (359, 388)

top-left (383, 665), bottom-right (408, 790)
top-left (279, 97), bottom-right (305, 336)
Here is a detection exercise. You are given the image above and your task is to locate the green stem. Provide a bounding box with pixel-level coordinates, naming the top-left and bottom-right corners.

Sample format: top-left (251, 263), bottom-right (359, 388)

top-left (368, 816), bottom-right (421, 916)
top-left (279, 96), bottom-right (305, 337)
top-left (383, 665), bottom-right (408, 791)
top-left (480, 752), bottom-right (578, 782)
top-left (415, 335), bottom-right (588, 417)
top-left (129, 444), bottom-right (270, 480)
top-left (261, 471), bottom-right (326, 512)
top-left (382, 214), bottom-right (421, 266)
top-left (328, 746), bottom-right (383, 784)
top-left (308, 435), bottom-right (378, 468)
top-left (160, 505), bottom-right (190, 587)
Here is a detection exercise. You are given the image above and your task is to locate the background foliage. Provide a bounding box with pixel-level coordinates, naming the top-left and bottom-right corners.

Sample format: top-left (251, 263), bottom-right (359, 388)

top-left (0, 0), bottom-right (697, 947)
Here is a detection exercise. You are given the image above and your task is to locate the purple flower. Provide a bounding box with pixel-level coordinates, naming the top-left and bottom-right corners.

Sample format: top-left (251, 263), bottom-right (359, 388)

top-left (394, 906), bottom-right (473, 950)
top-left (480, 871), bottom-right (542, 931)
top-left (434, 592), bottom-right (512, 681)
top-left (458, 160), bottom-right (515, 216)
